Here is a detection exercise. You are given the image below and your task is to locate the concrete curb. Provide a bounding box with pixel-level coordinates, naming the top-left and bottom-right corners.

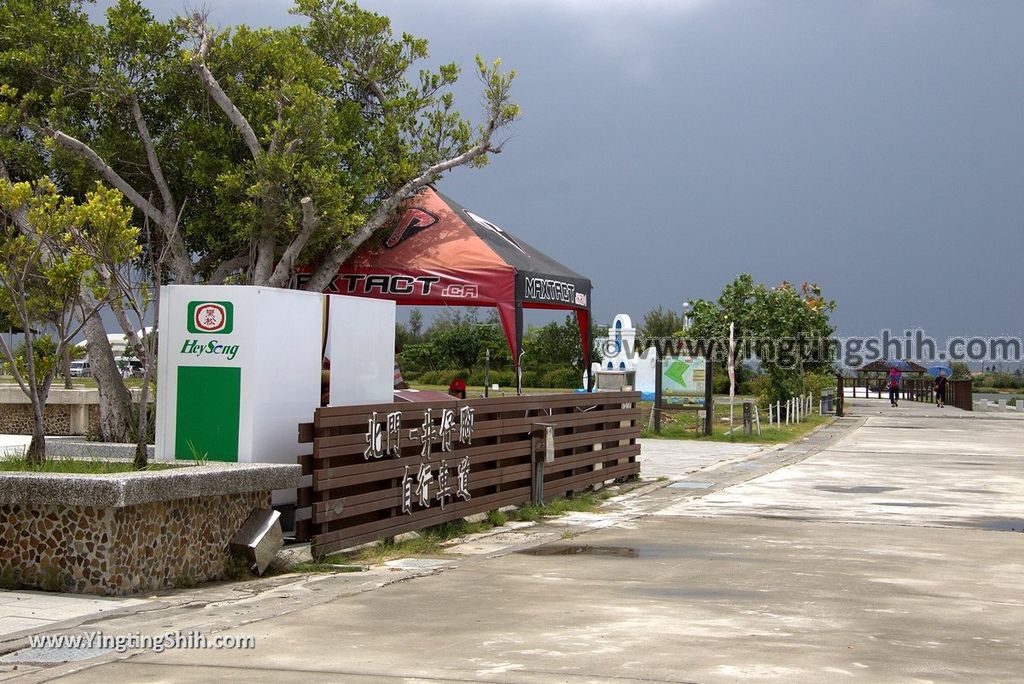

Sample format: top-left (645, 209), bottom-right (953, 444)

top-left (0, 462), bottom-right (300, 508)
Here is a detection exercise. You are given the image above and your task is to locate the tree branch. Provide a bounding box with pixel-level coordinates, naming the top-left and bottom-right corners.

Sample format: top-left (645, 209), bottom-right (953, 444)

top-left (190, 17), bottom-right (263, 159)
top-left (207, 252), bottom-right (250, 285)
top-left (47, 130), bottom-right (164, 226)
top-left (266, 196), bottom-right (317, 288)
top-left (128, 94), bottom-right (176, 220)
top-left (303, 139), bottom-right (494, 293)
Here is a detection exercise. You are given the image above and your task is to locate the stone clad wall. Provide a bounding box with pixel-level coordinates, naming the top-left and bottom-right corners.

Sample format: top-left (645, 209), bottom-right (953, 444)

top-left (1, 491), bottom-right (269, 596)
top-left (0, 386), bottom-right (131, 436)
top-left (0, 404), bottom-right (100, 436)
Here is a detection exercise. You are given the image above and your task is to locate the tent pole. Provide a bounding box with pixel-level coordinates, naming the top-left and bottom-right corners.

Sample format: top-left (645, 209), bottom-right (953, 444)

top-left (515, 304), bottom-right (524, 396)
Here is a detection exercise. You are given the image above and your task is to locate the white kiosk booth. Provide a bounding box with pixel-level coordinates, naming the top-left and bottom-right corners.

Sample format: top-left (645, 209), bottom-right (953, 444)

top-left (156, 286), bottom-right (395, 503)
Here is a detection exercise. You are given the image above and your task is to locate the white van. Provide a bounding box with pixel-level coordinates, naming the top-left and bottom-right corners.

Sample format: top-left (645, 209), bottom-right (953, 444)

top-left (68, 360), bottom-right (90, 377)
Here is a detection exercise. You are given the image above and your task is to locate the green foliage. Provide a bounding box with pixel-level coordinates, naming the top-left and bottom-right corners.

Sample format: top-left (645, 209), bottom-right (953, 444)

top-left (224, 554), bottom-right (256, 581)
top-left (171, 573), bottom-right (196, 589)
top-left (466, 368), bottom-right (515, 387)
top-left (0, 177), bottom-right (138, 460)
top-left (398, 310), bottom-right (511, 374)
top-left (951, 362), bottom-right (972, 380)
top-left (643, 405), bottom-right (832, 443)
top-left (0, 0), bottom-right (519, 289)
top-left (528, 365), bottom-right (581, 389)
top-left (801, 372), bottom-right (836, 397)
top-left (486, 509), bottom-right (508, 526)
top-left (4, 335), bottom-right (57, 386)
top-left (522, 315), bottom-right (587, 372)
top-left (427, 323), bottom-right (506, 370)
top-left (0, 455), bottom-right (175, 473)
top-left (687, 274), bottom-right (837, 406)
top-left (979, 372), bottom-right (1024, 389)
top-left (638, 305), bottom-right (685, 340)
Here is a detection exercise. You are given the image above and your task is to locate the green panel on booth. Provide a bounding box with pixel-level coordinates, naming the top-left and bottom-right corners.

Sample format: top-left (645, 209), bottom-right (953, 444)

top-left (174, 366), bottom-right (241, 462)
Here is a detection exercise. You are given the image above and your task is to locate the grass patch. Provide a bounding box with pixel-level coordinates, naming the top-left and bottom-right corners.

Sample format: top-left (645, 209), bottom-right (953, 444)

top-left (290, 560), bottom-right (367, 574)
top-left (343, 518), bottom-right (493, 565)
top-left (642, 401), bottom-right (833, 444)
top-left (0, 455), bottom-right (177, 474)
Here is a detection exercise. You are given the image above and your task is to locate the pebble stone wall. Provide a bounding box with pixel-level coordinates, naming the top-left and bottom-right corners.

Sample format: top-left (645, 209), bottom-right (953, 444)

top-left (1, 491), bottom-right (269, 596)
top-left (0, 404), bottom-right (100, 436)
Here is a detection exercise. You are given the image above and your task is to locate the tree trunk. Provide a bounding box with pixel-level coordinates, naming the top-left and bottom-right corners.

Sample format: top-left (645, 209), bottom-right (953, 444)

top-left (27, 395), bottom-right (46, 465)
top-left (62, 344), bottom-right (73, 389)
top-left (84, 315), bottom-right (134, 442)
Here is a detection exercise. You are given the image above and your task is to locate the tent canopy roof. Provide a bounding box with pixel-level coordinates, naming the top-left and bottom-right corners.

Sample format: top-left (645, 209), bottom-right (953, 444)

top-left (323, 187), bottom-right (593, 380)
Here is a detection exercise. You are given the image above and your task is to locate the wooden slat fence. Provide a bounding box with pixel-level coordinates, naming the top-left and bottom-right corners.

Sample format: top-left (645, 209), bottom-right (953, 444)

top-left (296, 391), bottom-right (641, 556)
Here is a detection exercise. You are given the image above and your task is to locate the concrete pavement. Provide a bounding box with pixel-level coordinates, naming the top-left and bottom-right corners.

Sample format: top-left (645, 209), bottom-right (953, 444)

top-left (0, 435), bottom-right (28, 459)
top-left (662, 398), bottom-right (1024, 528)
top-left (0, 436), bottom-right (754, 643)
top-left (3, 397), bottom-right (1024, 682)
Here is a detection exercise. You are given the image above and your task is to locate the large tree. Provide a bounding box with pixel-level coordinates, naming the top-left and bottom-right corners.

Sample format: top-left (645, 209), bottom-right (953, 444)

top-left (687, 274), bottom-right (836, 404)
top-left (1, 0), bottom-right (519, 440)
top-left (3, 0), bottom-right (518, 288)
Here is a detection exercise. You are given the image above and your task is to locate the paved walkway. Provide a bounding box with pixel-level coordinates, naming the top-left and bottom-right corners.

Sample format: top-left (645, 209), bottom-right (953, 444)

top-left (0, 593), bottom-right (145, 639)
top-left (660, 397), bottom-right (1024, 528)
top-left (637, 438), bottom-right (767, 480)
top-left (4, 400), bottom-right (1024, 681)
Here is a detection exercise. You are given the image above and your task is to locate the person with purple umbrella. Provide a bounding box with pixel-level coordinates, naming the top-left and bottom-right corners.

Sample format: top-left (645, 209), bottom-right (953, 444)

top-left (888, 366), bottom-right (902, 407)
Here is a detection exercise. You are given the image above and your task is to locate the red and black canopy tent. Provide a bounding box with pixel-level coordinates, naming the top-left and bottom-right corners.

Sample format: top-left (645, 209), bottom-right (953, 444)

top-left (322, 187), bottom-right (592, 393)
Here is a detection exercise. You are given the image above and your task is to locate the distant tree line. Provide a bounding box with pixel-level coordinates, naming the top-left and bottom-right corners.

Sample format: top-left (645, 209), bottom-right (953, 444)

top-left (396, 309), bottom-right (594, 389)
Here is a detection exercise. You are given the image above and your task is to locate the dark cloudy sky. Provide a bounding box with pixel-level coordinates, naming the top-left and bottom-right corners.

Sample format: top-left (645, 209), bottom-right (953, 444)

top-left (97, 1), bottom-right (1024, 340)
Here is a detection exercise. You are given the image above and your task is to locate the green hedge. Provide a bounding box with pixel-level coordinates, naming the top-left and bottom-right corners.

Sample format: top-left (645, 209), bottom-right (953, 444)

top-left (406, 366), bottom-right (581, 389)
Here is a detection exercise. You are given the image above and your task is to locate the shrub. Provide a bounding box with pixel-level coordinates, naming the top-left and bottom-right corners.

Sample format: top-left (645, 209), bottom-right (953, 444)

top-left (466, 368), bottom-right (515, 387)
top-left (801, 373), bottom-right (836, 396)
top-left (541, 366), bottom-right (581, 389)
top-left (414, 369), bottom-right (466, 386)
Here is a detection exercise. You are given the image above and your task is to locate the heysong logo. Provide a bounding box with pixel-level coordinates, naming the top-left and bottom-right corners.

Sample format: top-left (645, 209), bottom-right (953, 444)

top-left (187, 301), bottom-right (233, 334)
top-left (182, 301), bottom-right (239, 360)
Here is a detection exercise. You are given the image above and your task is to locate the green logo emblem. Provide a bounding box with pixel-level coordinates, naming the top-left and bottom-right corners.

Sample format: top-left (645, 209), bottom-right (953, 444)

top-left (664, 360), bottom-right (690, 388)
top-left (187, 301), bottom-right (233, 334)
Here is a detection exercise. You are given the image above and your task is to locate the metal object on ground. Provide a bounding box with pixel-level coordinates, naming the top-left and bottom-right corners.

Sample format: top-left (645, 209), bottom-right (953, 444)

top-left (230, 509), bottom-right (283, 576)
top-left (531, 423), bottom-right (556, 505)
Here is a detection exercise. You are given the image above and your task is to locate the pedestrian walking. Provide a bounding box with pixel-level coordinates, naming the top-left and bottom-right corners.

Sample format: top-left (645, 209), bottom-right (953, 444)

top-left (888, 367), bottom-right (901, 407)
top-left (934, 370), bottom-right (947, 408)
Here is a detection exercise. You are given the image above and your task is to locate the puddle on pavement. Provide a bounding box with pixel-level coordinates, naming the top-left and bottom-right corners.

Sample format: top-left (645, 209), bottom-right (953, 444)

top-left (668, 481), bottom-right (715, 490)
top-left (0, 647), bottom-right (114, 664)
top-left (963, 517), bottom-right (1024, 532)
top-left (873, 502), bottom-right (947, 507)
top-left (815, 485), bottom-right (903, 494)
top-left (639, 586), bottom-right (760, 601)
top-left (519, 544), bottom-right (639, 558)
